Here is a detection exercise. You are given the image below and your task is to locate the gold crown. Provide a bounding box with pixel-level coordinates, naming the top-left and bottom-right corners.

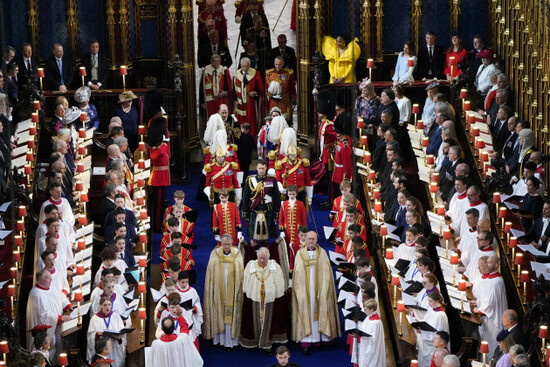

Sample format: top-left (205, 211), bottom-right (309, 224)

top-left (215, 146), bottom-right (226, 157)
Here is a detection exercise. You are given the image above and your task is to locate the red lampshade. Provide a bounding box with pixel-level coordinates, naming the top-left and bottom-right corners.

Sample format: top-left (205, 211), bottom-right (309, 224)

top-left (80, 192), bottom-right (89, 202)
top-left (432, 172), bottom-right (440, 183)
top-left (27, 139), bottom-right (36, 149)
top-left (137, 178), bottom-right (145, 188)
top-left (138, 141), bottom-right (146, 152)
top-left (368, 170), bottom-right (376, 181)
top-left (24, 164), bottom-right (32, 175)
top-left (460, 89), bottom-right (467, 99)
top-left (58, 353), bottom-right (68, 366)
top-left (443, 229), bottom-right (451, 240)
top-left (79, 66), bottom-right (87, 76)
top-left (367, 59), bottom-right (374, 68)
top-left (499, 207), bottom-right (507, 218)
top-left (75, 181), bottom-right (83, 192)
top-left (410, 360), bottom-right (419, 367)
top-left (9, 267), bottom-right (16, 278)
top-left (407, 58), bottom-right (415, 67)
top-left (380, 225), bottom-right (388, 236)
top-left (458, 280), bottom-right (467, 292)
top-left (74, 291), bottom-right (83, 302)
top-left (138, 159), bottom-right (146, 170)
top-left (78, 239), bottom-right (86, 250)
top-left (374, 201), bottom-right (382, 213)
top-left (421, 137), bottom-right (429, 148)
top-left (450, 252), bottom-right (459, 265)
top-left (136, 196), bottom-right (145, 206)
top-left (412, 104), bottom-right (420, 114)
top-left (139, 232), bottom-right (147, 243)
top-left (372, 189), bottom-right (380, 199)
top-left (463, 100), bottom-right (471, 111)
top-left (468, 113), bottom-right (476, 124)
top-left (78, 215), bottom-right (87, 226)
top-left (391, 274), bottom-right (400, 286)
top-left (546, 345), bottom-right (550, 357)
top-left (76, 264), bottom-right (85, 275)
top-left (476, 140), bottom-right (485, 149)
top-left (80, 112), bottom-right (87, 122)
top-left (139, 256), bottom-right (147, 268)
top-left (417, 120), bottom-right (424, 129)
top-left (7, 285), bottom-right (15, 297)
top-left (449, 56), bottom-right (456, 66)
top-left (396, 300), bottom-right (406, 312)
top-left (33, 100), bottom-right (40, 111)
top-left (18, 206), bottom-right (27, 217)
top-left (360, 136), bottom-right (368, 146)
top-left (481, 151), bottom-right (489, 162)
top-left (29, 125), bottom-right (37, 135)
top-left (79, 129), bottom-right (86, 139)
top-left (515, 253), bottom-right (524, 265)
top-left (138, 125), bottom-right (146, 135)
top-left (509, 237), bottom-right (518, 248)
top-left (430, 182), bottom-right (438, 193)
top-left (31, 112), bottom-right (39, 123)
top-left (386, 248), bottom-right (394, 260)
top-left (437, 205), bottom-right (445, 216)
top-left (138, 281), bottom-right (146, 293)
top-left (37, 68), bottom-right (45, 78)
top-left (539, 325), bottom-right (548, 338)
top-left (138, 307), bottom-right (147, 320)
top-left (504, 222), bottom-right (512, 233)
top-left (520, 270), bottom-right (530, 283)
top-left (140, 209), bottom-right (148, 220)
top-left (426, 155), bottom-right (435, 165)
top-left (364, 151), bottom-right (372, 162)
top-left (0, 341), bottom-right (8, 354)
top-left (120, 65), bottom-right (128, 75)
top-left (357, 119), bottom-right (365, 129)
top-left (78, 146), bottom-right (86, 156)
top-left (14, 236), bottom-right (22, 246)
top-left (26, 152), bottom-right (33, 162)
top-left (493, 192), bottom-right (501, 203)
top-left (77, 163), bottom-right (84, 173)
top-left (13, 250), bottom-right (20, 262)
top-left (472, 127), bottom-right (480, 137)
top-left (16, 220), bottom-right (25, 232)
top-left (479, 341), bottom-right (489, 354)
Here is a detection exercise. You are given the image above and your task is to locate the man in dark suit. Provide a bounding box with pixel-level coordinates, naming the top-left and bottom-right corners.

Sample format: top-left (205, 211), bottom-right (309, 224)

top-left (198, 29), bottom-right (232, 68)
top-left (490, 309), bottom-right (528, 364)
top-left (468, 35), bottom-right (486, 78)
top-left (81, 39), bottom-right (109, 90)
top-left (438, 146), bottom-right (463, 200)
top-left (269, 34), bottom-right (296, 74)
top-left (14, 42), bottom-right (39, 90)
top-left (524, 201), bottom-right (550, 254)
top-left (414, 31), bottom-right (445, 80)
top-left (239, 2), bottom-right (269, 44)
top-left (487, 89), bottom-right (511, 128)
top-left (497, 116), bottom-right (518, 161)
top-left (45, 43), bottom-right (73, 92)
top-left (491, 105), bottom-right (512, 153)
top-left (97, 184), bottom-right (118, 237)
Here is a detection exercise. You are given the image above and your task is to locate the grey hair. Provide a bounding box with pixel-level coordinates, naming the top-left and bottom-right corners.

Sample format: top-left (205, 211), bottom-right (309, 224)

top-left (114, 136), bottom-right (128, 147)
top-left (220, 233), bottom-right (233, 242)
top-left (513, 354), bottom-right (530, 367)
top-left (509, 344), bottom-right (525, 356)
top-left (53, 139), bottom-right (66, 151)
top-left (240, 57), bottom-right (251, 67)
top-left (57, 128), bottom-right (71, 141)
top-left (442, 354), bottom-right (460, 367)
top-left (496, 88), bottom-right (511, 100)
top-left (110, 159), bottom-right (124, 171)
top-left (497, 73), bottom-right (510, 85)
top-left (489, 69), bottom-right (502, 78)
top-left (257, 247), bottom-right (270, 258)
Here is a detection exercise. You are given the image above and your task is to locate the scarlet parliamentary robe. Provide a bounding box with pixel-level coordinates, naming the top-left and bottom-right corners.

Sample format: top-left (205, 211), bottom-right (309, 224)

top-left (234, 67), bottom-right (264, 138)
top-left (265, 68), bottom-right (296, 119)
top-left (197, 9), bottom-right (227, 41)
top-left (202, 65), bottom-right (232, 118)
top-left (212, 201), bottom-right (242, 245)
top-left (278, 199), bottom-right (307, 244)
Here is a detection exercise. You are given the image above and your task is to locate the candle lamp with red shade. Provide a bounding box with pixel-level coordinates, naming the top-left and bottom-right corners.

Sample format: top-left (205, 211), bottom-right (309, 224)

top-left (138, 307), bottom-right (147, 343)
top-left (407, 58), bottom-right (414, 85)
top-left (374, 201), bottom-right (382, 222)
top-left (443, 229), bottom-right (451, 259)
top-left (391, 274), bottom-right (400, 308)
top-left (479, 340), bottom-right (489, 366)
top-left (357, 118), bottom-right (364, 138)
top-left (58, 353), bottom-right (68, 367)
top-left (367, 58), bottom-right (374, 79)
top-left (385, 247), bottom-right (393, 279)
top-left (460, 88), bottom-right (467, 113)
top-left (79, 66), bottom-right (86, 86)
top-left (450, 252), bottom-right (459, 286)
top-left (412, 104), bottom-right (419, 130)
top-left (509, 237), bottom-right (518, 269)
top-left (74, 291), bottom-right (83, 325)
top-left (7, 285), bottom-right (15, 319)
top-left (37, 68), bottom-right (44, 89)
top-left (397, 300), bottom-right (405, 335)
top-left (520, 270), bottom-right (529, 304)
top-left (410, 360), bottom-right (418, 367)
top-left (120, 65), bottom-right (128, 91)
top-left (360, 135), bottom-right (368, 156)
top-left (498, 207), bottom-right (507, 231)
top-left (540, 325), bottom-right (548, 357)
top-left (515, 253), bottom-right (523, 286)
top-left (504, 221), bottom-right (512, 250)
top-left (380, 224), bottom-right (387, 254)
top-left (458, 279), bottom-right (467, 313)
top-left (363, 151), bottom-right (371, 167)
top-left (138, 281), bottom-right (146, 307)
top-left (493, 192), bottom-right (501, 224)
top-left (0, 340), bottom-right (8, 362)
top-left (437, 204), bottom-right (445, 236)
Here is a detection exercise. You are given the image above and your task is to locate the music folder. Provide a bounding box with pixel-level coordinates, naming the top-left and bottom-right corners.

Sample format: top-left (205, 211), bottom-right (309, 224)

top-left (410, 321), bottom-right (437, 332)
top-left (183, 210), bottom-right (199, 223)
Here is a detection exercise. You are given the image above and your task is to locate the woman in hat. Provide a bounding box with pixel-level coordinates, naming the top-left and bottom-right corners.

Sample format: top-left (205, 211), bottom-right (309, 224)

top-left (74, 86), bottom-right (99, 130)
top-left (114, 91), bottom-right (139, 152)
top-left (495, 330), bottom-right (514, 367)
top-left (474, 49), bottom-right (496, 96)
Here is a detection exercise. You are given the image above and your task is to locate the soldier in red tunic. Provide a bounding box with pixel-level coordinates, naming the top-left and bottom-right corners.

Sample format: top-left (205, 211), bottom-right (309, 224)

top-left (148, 122), bottom-right (170, 232)
top-left (275, 144), bottom-right (312, 206)
top-left (212, 188), bottom-right (243, 246)
top-left (200, 55), bottom-right (232, 119)
top-left (204, 147), bottom-right (241, 206)
top-left (331, 111), bottom-right (353, 204)
top-left (278, 185), bottom-right (307, 245)
top-left (266, 57), bottom-right (296, 121)
top-left (266, 115), bottom-right (289, 174)
top-left (233, 57), bottom-right (264, 138)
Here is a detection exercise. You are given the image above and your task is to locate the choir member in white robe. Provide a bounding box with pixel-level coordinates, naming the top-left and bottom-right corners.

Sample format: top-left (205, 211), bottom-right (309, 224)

top-left (153, 279), bottom-right (178, 326)
top-left (39, 183), bottom-right (75, 227)
top-left (358, 300), bottom-right (386, 367)
top-left (462, 231), bottom-right (496, 285)
top-left (203, 236), bottom-right (244, 349)
top-left (456, 209), bottom-right (479, 266)
top-left (150, 317), bottom-right (203, 367)
top-left (86, 297), bottom-right (127, 367)
top-left (36, 204), bottom-right (75, 246)
top-left (93, 247), bottom-right (125, 288)
top-left (404, 251), bottom-right (433, 283)
top-left (155, 293), bottom-right (191, 339)
top-left (471, 255), bottom-right (508, 355)
top-left (394, 226), bottom-right (420, 262)
top-left (175, 272), bottom-right (203, 344)
top-left (90, 278), bottom-right (128, 318)
top-left (414, 292), bottom-right (449, 367)
top-left (457, 186), bottom-right (489, 238)
top-left (36, 219), bottom-right (75, 272)
top-left (446, 177), bottom-right (469, 230)
top-left (26, 270), bottom-right (73, 363)
top-left (40, 250), bottom-right (70, 296)
top-left (411, 274), bottom-right (440, 321)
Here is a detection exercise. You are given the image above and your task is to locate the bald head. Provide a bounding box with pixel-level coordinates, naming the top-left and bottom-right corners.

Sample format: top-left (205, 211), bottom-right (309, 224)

top-left (487, 255), bottom-right (500, 272)
top-left (433, 348), bottom-right (450, 366)
top-left (477, 217), bottom-right (491, 232)
top-left (502, 309), bottom-right (518, 329)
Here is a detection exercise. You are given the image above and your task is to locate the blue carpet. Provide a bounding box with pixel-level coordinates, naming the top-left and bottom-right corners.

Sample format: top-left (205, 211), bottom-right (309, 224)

top-left (153, 168), bottom-right (351, 366)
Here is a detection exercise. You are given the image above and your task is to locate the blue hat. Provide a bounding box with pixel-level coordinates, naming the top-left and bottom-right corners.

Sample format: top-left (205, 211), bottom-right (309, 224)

top-left (496, 329), bottom-right (510, 342)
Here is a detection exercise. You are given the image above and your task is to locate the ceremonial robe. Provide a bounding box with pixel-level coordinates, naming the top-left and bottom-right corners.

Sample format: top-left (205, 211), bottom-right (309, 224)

top-left (278, 199), bottom-right (307, 245)
top-left (358, 312), bottom-right (386, 367)
top-left (213, 201), bottom-right (242, 245)
top-left (86, 311), bottom-right (127, 367)
top-left (201, 65), bottom-right (232, 118)
top-left (234, 67), bottom-right (264, 138)
top-left (149, 333), bottom-right (203, 367)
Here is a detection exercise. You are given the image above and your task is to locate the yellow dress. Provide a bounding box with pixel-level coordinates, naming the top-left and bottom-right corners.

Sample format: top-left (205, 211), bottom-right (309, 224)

top-left (322, 36), bottom-right (361, 83)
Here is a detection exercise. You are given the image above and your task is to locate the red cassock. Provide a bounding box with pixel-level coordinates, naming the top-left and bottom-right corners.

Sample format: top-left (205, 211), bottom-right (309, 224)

top-left (160, 247), bottom-right (195, 272)
top-left (203, 145), bottom-right (240, 171)
top-left (278, 200), bottom-right (307, 244)
top-left (205, 162), bottom-right (240, 192)
top-left (163, 204), bottom-right (192, 223)
top-left (265, 68), bottom-right (296, 120)
top-left (234, 67), bottom-right (264, 138)
top-left (288, 240), bottom-right (303, 271)
top-left (331, 196), bottom-right (364, 218)
top-left (202, 65), bottom-right (232, 118)
top-left (160, 233), bottom-right (172, 258)
top-left (335, 220), bottom-right (369, 259)
top-left (149, 143), bottom-right (170, 186)
top-left (319, 118), bottom-right (337, 165)
top-left (275, 159), bottom-right (311, 190)
top-left (162, 218), bottom-right (195, 245)
top-left (212, 201), bottom-right (242, 245)
top-left (332, 138), bottom-right (353, 185)
top-left (197, 10), bottom-right (227, 41)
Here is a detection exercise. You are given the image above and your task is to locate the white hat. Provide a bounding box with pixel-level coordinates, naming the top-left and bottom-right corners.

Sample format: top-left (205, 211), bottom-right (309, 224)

top-left (267, 81), bottom-right (282, 99)
top-left (74, 86), bottom-right (91, 103)
top-left (267, 115), bottom-right (288, 144)
top-left (279, 127), bottom-right (297, 156)
top-left (63, 106), bottom-right (82, 124)
top-left (204, 113), bottom-right (225, 145)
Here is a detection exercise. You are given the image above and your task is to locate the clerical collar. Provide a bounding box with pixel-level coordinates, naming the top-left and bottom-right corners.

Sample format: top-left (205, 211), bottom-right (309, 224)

top-left (160, 333), bottom-right (178, 342)
top-left (49, 197), bottom-right (62, 205)
top-left (469, 226), bottom-right (477, 232)
top-left (405, 241), bottom-right (415, 247)
top-left (457, 191), bottom-right (467, 199)
top-left (36, 284), bottom-right (49, 291)
top-left (470, 199), bottom-right (483, 207)
top-left (481, 271), bottom-right (501, 279)
top-left (433, 306), bottom-right (445, 312)
top-left (368, 312), bottom-right (380, 320)
top-left (177, 285), bottom-right (190, 293)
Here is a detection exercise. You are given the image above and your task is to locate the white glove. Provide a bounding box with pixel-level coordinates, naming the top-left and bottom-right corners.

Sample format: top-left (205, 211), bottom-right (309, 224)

top-left (235, 188), bottom-right (242, 202)
top-left (267, 168), bottom-right (276, 177)
top-left (235, 16), bottom-right (242, 23)
top-left (277, 182), bottom-right (286, 194)
top-left (237, 232), bottom-right (243, 240)
top-left (203, 186), bottom-right (211, 198)
top-left (306, 186), bottom-right (313, 206)
top-left (308, 196), bottom-right (313, 206)
top-left (201, 169), bottom-right (207, 176)
top-left (214, 235), bottom-right (221, 242)
top-left (279, 232), bottom-right (285, 239)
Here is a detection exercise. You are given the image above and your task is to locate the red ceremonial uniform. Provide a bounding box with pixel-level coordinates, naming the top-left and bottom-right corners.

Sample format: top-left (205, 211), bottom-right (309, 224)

top-left (319, 118), bottom-right (337, 164)
top-left (212, 201), bottom-right (242, 245)
top-left (331, 196), bottom-right (364, 218)
top-left (234, 67), bottom-right (264, 138)
top-left (332, 137), bottom-right (352, 185)
top-left (265, 68), bottom-right (296, 120)
top-left (234, 0), bottom-right (264, 17)
top-left (205, 161), bottom-right (240, 192)
top-left (163, 204), bottom-right (192, 223)
top-left (275, 158), bottom-right (311, 190)
top-left (203, 145), bottom-right (240, 170)
top-left (160, 248), bottom-right (195, 272)
top-left (149, 143), bottom-right (170, 186)
top-left (335, 220), bottom-right (369, 259)
top-left (201, 65), bottom-right (232, 118)
top-left (163, 217), bottom-right (195, 245)
top-left (278, 199), bottom-right (307, 244)
top-left (197, 9), bottom-right (227, 41)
